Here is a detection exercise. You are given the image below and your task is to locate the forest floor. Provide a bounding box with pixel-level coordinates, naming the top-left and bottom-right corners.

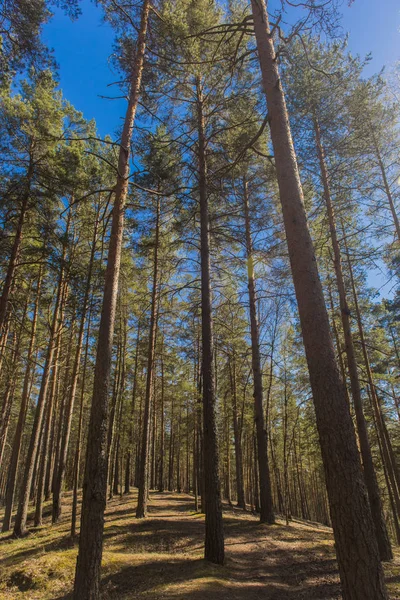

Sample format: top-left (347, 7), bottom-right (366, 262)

top-left (1, 491), bottom-right (400, 599)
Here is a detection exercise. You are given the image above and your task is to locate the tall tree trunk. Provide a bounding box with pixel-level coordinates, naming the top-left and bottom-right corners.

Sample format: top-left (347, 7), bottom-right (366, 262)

top-left (230, 355), bottom-right (245, 509)
top-left (185, 389), bottom-right (190, 493)
top-left (2, 267), bottom-right (42, 532)
top-left (196, 340), bottom-right (205, 513)
top-left (223, 389), bottom-right (231, 504)
top-left (0, 166), bottom-right (32, 349)
top-left (168, 394), bottom-right (175, 491)
top-left (0, 336), bottom-right (18, 466)
top-left (52, 214), bottom-right (98, 523)
top-left (0, 284), bottom-right (31, 467)
top-left (282, 360), bottom-right (292, 526)
top-left (344, 232), bottom-right (400, 519)
top-left (243, 176), bottom-right (274, 523)
top-left (71, 306), bottom-right (93, 539)
top-left (51, 306), bottom-right (74, 500)
top-left (250, 2), bottom-right (387, 597)
top-left (136, 196), bottom-right (161, 518)
top-left (193, 405), bottom-right (199, 510)
top-left (158, 349), bottom-right (165, 492)
top-left (327, 280), bottom-right (351, 406)
top-left (373, 403), bottom-right (400, 544)
top-left (73, 3), bottom-right (150, 597)
top-left (107, 324), bottom-right (123, 501)
top-left (196, 77), bottom-right (224, 565)
top-left (314, 116), bottom-right (392, 561)
top-left (13, 229), bottom-right (67, 537)
top-left (125, 322), bottom-right (140, 494)
top-left (34, 306), bottom-right (65, 527)
top-left (150, 375), bottom-right (157, 490)
top-left (269, 433), bottom-right (284, 513)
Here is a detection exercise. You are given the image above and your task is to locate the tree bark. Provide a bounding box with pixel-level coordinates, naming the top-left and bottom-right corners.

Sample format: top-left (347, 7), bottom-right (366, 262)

top-left (229, 354), bottom-right (245, 509)
top-left (73, 3), bottom-right (150, 596)
top-left (0, 285), bottom-right (30, 468)
top-left (125, 322), bottom-right (141, 494)
top-left (34, 303), bottom-right (66, 527)
top-left (344, 232), bottom-right (400, 524)
top-left (243, 176), bottom-right (274, 523)
top-left (71, 306), bottom-right (93, 539)
top-left (250, 2), bottom-right (387, 597)
top-left (158, 349), bottom-right (165, 492)
top-left (0, 335), bottom-right (18, 467)
top-left (53, 214), bottom-right (98, 523)
top-left (223, 389), bottom-right (232, 504)
top-left (2, 267), bottom-right (42, 532)
top-left (136, 196), bottom-right (161, 518)
top-left (0, 165), bottom-right (32, 350)
top-left (314, 116), bottom-right (392, 561)
top-left (196, 77), bottom-right (224, 565)
top-left (13, 228), bottom-right (67, 537)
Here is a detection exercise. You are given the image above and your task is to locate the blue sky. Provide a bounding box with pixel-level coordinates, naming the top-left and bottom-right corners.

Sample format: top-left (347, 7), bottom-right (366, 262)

top-left (42, 0), bottom-right (400, 296)
top-left (43, 0), bottom-right (400, 137)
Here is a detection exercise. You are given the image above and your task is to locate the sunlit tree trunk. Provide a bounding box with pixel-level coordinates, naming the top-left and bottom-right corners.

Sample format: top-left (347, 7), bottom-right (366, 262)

top-left (0, 162), bottom-right (32, 351)
top-left (136, 196), bottom-right (161, 518)
top-left (243, 176), bottom-right (274, 523)
top-left (123, 322), bottom-right (140, 493)
top-left (34, 310), bottom-right (65, 527)
top-left (250, 1), bottom-right (387, 597)
top-left (314, 116), bottom-right (392, 561)
top-left (2, 267), bottom-right (42, 532)
top-left (229, 354), bottom-right (245, 509)
top-left (71, 306), bottom-right (92, 540)
top-left (196, 77), bottom-right (224, 564)
top-left (13, 234), bottom-right (67, 536)
top-left (52, 213), bottom-right (98, 523)
top-left (73, 3), bottom-right (150, 596)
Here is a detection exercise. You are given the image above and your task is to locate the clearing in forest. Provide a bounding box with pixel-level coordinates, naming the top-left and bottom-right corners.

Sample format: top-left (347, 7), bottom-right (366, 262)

top-left (0, 491), bottom-right (400, 599)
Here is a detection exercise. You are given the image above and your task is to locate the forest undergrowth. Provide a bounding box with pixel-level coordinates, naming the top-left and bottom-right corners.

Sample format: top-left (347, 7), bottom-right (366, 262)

top-left (1, 491), bottom-right (400, 600)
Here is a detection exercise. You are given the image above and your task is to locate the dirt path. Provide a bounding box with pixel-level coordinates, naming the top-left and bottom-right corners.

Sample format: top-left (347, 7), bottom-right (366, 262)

top-left (1, 491), bottom-right (400, 599)
top-left (99, 492), bottom-right (341, 599)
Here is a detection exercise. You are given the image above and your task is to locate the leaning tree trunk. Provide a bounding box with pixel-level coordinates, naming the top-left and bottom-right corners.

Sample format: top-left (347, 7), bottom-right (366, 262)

top-left (196, 77), bottom-right (224, 565)
top-left (243, 176), bottom-right (274, 523)
top-left (314, 116), bottom-right (392, 561)
top-left (250, 2), bottom-right (387, 598)
top-left (73, 2), bottom-right (150, 597)
top-left (136, 196), bottom-right (161, 519)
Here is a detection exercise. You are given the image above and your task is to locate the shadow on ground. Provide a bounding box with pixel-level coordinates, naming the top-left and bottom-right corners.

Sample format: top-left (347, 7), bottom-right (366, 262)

top-left (4, 490), bottom-right (399, 600)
